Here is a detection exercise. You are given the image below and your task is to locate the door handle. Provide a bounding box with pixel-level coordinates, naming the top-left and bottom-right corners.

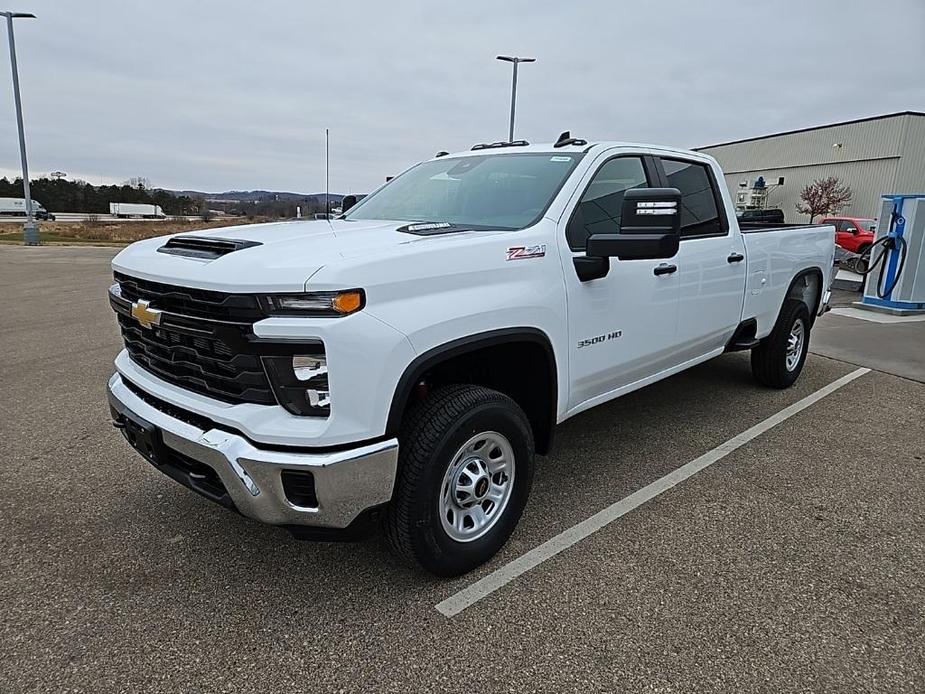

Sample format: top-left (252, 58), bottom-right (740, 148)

top-left (653, 263), bottom-right (677, 276)
top-left (727, 252), bottom-right (745, 263)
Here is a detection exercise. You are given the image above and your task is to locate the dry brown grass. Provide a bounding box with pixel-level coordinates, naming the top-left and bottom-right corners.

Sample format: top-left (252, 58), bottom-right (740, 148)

top-left (1, 217), bottom-right (270, 244)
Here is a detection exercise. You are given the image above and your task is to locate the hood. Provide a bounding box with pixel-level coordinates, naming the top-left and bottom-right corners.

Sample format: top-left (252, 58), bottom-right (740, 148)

top-left (111, 218), bottom-right (466, 292)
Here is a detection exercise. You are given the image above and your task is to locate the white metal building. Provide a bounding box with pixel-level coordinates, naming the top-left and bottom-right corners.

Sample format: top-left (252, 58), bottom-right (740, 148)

top-left (696, 111), bottom-right (925, 222)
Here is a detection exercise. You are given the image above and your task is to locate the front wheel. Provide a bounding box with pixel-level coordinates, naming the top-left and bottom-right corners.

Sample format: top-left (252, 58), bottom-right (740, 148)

top-left (385, 385), bottom-right (534, 576)
top-left (751, 299), bottom-right (811, 389)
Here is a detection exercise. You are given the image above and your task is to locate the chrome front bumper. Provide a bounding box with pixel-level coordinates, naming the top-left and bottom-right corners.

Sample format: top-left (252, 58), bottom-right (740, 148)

top-left (107, 373), bottom-right (398, 530)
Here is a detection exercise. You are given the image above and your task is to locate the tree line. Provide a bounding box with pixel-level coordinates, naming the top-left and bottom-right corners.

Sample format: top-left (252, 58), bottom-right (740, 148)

top-left (0, 176), bottom-right (335, 219)
top-left (0, 177), bottom-right (201, 215)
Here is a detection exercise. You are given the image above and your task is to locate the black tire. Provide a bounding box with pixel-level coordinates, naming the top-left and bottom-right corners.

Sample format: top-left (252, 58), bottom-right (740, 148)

top-left (751, 298), bottom-right (811, 389)
top-left (385, 385), bottom-right (534, 576)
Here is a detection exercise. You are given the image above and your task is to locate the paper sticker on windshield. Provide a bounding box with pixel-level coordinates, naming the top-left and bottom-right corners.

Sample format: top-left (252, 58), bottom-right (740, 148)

top-left (507, 244), bottom-right (546, 261)
top-left (404, 222), bottom-right (452, 232)
top-left (550, 156), bottom-right (572, 162)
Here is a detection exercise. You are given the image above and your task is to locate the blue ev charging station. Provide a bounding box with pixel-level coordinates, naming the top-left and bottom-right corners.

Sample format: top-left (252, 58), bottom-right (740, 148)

top-left (860, 194), bottom-right (925, 314)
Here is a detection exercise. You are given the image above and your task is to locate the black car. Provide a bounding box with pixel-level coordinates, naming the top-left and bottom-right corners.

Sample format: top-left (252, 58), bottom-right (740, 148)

top-left (737, 208), bottom-right (785, 224)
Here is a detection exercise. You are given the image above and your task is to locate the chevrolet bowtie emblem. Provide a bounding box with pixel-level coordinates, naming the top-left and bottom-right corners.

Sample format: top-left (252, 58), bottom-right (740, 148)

top-left (131, 299), bottom-right (162, 329)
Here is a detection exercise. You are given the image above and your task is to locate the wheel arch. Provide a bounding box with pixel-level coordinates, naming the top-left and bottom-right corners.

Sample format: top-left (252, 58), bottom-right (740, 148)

top-left (784, 267), bottom-right (824, 325)
top-left (386, 328), bottom-right (558, 455)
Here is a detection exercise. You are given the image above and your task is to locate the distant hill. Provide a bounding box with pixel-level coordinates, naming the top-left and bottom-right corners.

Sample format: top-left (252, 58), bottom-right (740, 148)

top-left (0, 176), bottom-right (349, 216)
top-left (165, 189), bottom-right (345, 204)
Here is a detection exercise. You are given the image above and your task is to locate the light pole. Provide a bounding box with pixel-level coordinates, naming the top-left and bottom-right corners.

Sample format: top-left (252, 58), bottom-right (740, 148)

top-left (496, 55), bottom-right (535, 143)
top-left (2, 11), bottom-right (37, 245)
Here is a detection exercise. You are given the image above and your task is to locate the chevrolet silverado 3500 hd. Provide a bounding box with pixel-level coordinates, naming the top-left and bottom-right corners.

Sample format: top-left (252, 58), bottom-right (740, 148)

top-left (107, 137), bottom-right (835, 576)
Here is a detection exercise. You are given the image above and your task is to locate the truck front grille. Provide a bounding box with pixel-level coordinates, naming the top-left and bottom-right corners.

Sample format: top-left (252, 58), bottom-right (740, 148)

top-left (116, 313), bottom-right (276, 405)
top-left (114, 271), bottom-right (265, 322)
top-left (111, 274), bottom-right (277, 406)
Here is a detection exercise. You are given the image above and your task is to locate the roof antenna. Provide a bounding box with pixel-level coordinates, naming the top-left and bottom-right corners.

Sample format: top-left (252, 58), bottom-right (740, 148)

top-left (325, 128), bottom-right (333, 229)
top-left (554, 130), bottom-right (587, 148)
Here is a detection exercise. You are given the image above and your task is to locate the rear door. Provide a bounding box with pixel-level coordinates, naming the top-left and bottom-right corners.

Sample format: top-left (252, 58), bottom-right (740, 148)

top-left (559, 152), bottom-right (680, 412)
top-left (658, 156), bottom-right (746, 361)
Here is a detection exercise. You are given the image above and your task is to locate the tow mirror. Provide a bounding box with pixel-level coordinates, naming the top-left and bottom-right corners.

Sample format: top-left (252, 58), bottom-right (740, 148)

top-left (341, 195), bottom-right (358, 213)
top-left (586, 188), bottom-right (682, 261)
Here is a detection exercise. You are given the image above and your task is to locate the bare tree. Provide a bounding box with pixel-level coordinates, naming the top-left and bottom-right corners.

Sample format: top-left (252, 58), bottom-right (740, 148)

top-left (125, 176), bottom-right (151, 191)
top-left (796, 177), bottom-right (852, 222)
top-left (199, 198), bottom-right (214, 222)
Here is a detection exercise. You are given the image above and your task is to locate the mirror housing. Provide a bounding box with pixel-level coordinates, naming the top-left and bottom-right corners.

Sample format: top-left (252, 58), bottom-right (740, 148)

top-left (341, 194), bottom-right (358, 213)
top-left (586, 187), bottom-right (681, 260)
top-left (586, 232), bottom-right (679, 260)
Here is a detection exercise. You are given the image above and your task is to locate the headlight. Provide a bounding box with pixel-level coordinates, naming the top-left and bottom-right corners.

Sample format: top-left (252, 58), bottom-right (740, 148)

top-left (265, 289), bottom-right (364, 317)
top-left (262, 353), bottom-right (330, 416)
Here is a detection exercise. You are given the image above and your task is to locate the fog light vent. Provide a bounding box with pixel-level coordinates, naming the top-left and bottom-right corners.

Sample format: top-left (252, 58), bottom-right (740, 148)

top-left (281, 470), bottom-right (318, 508)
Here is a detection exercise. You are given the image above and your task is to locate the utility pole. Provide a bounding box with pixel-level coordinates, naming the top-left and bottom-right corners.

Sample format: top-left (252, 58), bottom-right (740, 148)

top-left (325, 128), bottom-right (330, 218)
top-left (496, 55), bottom-right (535, 143)
top-left (2, 11), bottom-right (38, 245)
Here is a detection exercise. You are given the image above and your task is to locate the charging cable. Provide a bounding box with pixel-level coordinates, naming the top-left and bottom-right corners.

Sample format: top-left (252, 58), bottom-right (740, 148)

top-left (854, 207), bottom-right (908, 299)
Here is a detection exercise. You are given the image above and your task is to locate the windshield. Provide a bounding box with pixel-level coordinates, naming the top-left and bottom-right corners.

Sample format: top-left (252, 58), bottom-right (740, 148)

top-left (344, 152), bottom-right (583, 230)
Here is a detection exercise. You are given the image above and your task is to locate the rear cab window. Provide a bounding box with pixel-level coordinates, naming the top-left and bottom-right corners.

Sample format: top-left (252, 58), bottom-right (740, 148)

top-left (659, 158), bottom-right (727, 237)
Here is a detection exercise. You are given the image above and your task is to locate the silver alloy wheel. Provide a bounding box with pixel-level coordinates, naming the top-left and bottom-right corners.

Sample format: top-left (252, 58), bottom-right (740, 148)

top-left (439, 431), bottom-right (515, 543)
top-left (785, 318), bottom-right (805, 371)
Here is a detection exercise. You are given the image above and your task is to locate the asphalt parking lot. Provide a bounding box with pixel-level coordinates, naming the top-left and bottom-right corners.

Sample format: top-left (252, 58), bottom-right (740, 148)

top-left (2, 245), bottom-right (923, 693)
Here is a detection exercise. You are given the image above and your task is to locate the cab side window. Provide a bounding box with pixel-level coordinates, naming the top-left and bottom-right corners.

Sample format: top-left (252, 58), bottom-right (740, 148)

top-left (566, 157), bottom-right (649, 251)
top-left (660, 158), bottom-right (725, 237)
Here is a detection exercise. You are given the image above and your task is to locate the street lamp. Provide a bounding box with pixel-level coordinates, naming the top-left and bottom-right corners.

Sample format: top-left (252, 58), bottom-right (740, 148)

top-left (2, 11), bottom-right (38, 245)
top-left (496, 55), bottom-right (535, 143)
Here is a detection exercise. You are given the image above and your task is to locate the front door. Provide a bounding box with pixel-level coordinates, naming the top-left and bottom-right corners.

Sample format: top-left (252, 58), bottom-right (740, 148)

top-left (560, 153), bottom-right (680, 413)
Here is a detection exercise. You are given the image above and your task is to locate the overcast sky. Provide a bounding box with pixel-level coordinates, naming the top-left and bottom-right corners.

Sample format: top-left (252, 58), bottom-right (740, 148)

top-left (1, 0), bottom-right (923, 194)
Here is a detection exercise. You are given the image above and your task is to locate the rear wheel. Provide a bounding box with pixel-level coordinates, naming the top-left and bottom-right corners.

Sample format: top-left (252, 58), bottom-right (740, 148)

top-left (751, 299), bottom-right (811, 389)
top-left (385, 385), bottom-right (534, 576)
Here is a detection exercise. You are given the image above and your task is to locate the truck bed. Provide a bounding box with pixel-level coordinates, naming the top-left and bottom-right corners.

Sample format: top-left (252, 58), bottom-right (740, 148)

top-left (740, 223), bottom-right (836, 337)
top-left (738, 222), bottom-right (828, 232)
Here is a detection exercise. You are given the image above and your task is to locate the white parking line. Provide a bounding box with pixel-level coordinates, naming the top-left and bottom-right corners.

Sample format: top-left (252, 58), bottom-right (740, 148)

top-left (436, 367), bottom-right (871, 617)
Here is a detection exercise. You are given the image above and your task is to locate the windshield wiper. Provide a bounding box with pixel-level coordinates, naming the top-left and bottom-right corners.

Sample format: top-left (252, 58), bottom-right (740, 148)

top-left (396, 221), bottom-right (515, 236)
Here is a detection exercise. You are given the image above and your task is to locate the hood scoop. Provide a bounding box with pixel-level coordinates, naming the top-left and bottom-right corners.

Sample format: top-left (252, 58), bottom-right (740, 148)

top-left (157, 235), bottom-right (262, 260)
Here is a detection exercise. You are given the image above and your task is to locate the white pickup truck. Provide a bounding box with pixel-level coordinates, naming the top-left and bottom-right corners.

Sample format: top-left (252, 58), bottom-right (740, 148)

top-left (107, 136), bottom-right (835, 575)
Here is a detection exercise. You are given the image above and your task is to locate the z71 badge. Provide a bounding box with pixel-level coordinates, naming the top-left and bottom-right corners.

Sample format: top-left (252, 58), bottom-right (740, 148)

top-left (506, 244), bottom-right (546, 261)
